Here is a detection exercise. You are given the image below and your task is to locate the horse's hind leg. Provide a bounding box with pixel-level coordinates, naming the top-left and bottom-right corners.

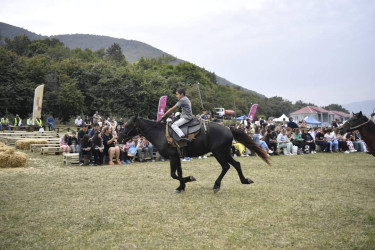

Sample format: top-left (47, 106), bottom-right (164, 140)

top-left (212, 151), bottom-right (231, 193)
top-left (226, 152), bottom-right (253, 185)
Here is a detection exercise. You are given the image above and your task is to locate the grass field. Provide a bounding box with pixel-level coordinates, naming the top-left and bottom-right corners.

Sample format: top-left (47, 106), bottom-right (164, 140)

top-left (1, 151), bottom-right (374, 249)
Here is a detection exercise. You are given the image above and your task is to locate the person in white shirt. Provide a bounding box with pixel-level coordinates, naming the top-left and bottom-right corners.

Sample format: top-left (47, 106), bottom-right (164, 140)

top-left (277, 128), bottom-right (293, 155)
top-left (75, 116), bottom-right (83, 127)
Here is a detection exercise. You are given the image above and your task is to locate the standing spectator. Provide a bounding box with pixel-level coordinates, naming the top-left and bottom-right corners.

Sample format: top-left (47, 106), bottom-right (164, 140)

top-left (92, 111), bottom-right (101, 124)
top-left (1, 116), bottom-right (10, 130)
top-left (240, 116), bottom-right (248, 127)
top-left (27, 117), bottom-right (34, 127)
top-left (97, 118), bottom-right (103, 128)
top-left (75, 116), bottom-right (83, 127)
top-left (102, 126), bottom-right (121, 165)
top-left (84, 115), bottom-right (92, 129)
top-left (46, 115), bottom-right (55, 131)
top-left (14, 114), bottom-right (22, 127)
top-left (35, 117), bottom-right (42, 129)
top-left (287, 117), bottom-right (298, 130)
top-left (60, 134), bottom-right (70, 154)
top-left (277, 128), bottom-right (293, 155)
top-left (92, 131), bottom-right (104, 165)
top-left (68, 131), bottom-right (79, 153)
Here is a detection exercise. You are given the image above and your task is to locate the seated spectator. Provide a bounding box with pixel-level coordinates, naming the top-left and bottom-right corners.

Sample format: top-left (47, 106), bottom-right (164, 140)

top-left (336, 133), bottom-right (352, 153)
top-left (136, 136), bottom-right (155, 162)
top-left (89, 123), bottom-right (101, 137)
top-left (68, 131), bottom-right (79, 153)
top-left (277, 128), bottom-right (293, 155)
top-left (119, 142), bottom-right (132, 164)
top-left (301, 128), bottom-right (316, 153)
top-left (291, 128), bottom-right (306, 152)
top-left (264, 125), bottom-right (278, 155)
top-left (125, 138), bottom-right (137, 162)
top-left (232, 140), bottom-right (245, 156)
top-left (60, 134), bottom-right (70, 154)
top-left (75, 116), bottom-right (83, 127)
top-left (287, 117), bottom-right (299, 129)
top-left (254, 126), bottom-right (273, 155)
top-left (315, 128), bottom-right (329, 152)
top-left (80, 134), bottom-right (92, 166)
top-left (324, 128), bottom-right (339, 152)
top-left (92, 131), bottom-right (104, 165)
top-left (46, 115), bottom-right (55, 131)
top-left (351, 130), bottom-right (367, 152)
top-left (102, 126), bottom-right (121, 165)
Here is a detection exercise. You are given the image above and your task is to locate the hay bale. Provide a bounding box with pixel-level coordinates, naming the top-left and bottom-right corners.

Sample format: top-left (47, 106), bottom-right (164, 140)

top-left (15, 139), bottom-right (48, 150)
top-left (0, 142), bottom-right (29, 168)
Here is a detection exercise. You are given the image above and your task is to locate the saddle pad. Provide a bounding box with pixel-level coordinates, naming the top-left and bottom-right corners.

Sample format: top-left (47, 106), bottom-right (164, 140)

top-left (168, 118), bottom-right (201, 142)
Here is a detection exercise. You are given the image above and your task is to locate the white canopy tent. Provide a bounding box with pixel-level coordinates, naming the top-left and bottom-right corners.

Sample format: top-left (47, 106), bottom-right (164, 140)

top-left (273, 114), bottom-right (289, 122)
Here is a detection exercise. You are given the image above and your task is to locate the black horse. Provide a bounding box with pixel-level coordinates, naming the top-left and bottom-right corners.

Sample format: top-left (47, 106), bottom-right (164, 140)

top-left (118, 116), bottom-right (270, 193)
top-left (340, 111), bottom-right (375, 157)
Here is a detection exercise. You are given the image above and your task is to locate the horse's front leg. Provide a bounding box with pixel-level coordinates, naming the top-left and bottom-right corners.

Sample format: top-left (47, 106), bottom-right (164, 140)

top-left (169, 156), bottom-right (196, 193)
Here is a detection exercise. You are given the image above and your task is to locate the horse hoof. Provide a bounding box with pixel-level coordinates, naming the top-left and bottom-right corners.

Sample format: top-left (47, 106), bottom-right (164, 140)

top-left (213, 188), bottom-right (220, 193)
top-left (247, 178), bottom-right (254, 184)
top-left (190, 176), bottom-right (197, 181)
top-left (175, 188), bottom-right (185, 194)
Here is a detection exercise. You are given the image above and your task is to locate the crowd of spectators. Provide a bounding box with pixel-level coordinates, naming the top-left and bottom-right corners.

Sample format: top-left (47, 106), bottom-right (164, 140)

top-left (231, 116), bottom-right (369, 157)
top-left (59, 111), bottom-right (163, 166)
top-left (2, 110), bottom-right (370, 165)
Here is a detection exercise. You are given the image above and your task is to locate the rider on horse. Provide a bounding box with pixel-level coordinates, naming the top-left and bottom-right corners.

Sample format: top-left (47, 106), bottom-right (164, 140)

top-left (162, 88), bottom-right (192, 142)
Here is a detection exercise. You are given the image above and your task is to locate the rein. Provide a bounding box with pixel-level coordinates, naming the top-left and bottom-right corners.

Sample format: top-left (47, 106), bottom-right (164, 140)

top-left (349, 118), bottom-right (371, 130)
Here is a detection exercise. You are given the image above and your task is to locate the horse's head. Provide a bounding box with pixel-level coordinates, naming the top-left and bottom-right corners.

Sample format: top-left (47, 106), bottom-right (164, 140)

top-left (118, 115), bottom-right (139, 143)
top-left (339, 111), bottom-right (366, 134)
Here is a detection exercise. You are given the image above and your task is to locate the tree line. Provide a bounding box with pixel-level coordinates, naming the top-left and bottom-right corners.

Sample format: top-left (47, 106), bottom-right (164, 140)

top-left (0, 35), bottom-right (349, 122)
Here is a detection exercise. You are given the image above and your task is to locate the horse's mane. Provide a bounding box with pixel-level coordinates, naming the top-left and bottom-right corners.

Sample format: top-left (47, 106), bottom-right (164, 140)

top-left (368, 119), bottom-right (375, 133)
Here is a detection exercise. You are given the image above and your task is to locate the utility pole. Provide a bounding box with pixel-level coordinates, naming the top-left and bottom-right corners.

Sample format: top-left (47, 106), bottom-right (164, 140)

top-left (196, 81), bottom-right (204, 110)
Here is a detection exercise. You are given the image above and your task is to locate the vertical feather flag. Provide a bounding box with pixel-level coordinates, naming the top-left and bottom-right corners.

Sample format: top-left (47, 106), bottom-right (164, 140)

top-left (157, 95), bottom-right (167, 121)
top-left (32, 84), bottom-right (44, 120)
top-left (248, 104), bottom-right (258, 123)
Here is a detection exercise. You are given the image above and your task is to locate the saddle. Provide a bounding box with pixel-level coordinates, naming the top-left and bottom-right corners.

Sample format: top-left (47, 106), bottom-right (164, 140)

top-left (166, 117), bottom-right (201, 146)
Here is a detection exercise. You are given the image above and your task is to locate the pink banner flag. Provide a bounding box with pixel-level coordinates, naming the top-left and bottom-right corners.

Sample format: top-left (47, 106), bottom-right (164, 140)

top-left (157, 96), bottom-right (167, 121)
top-left (248, 104), bottom-right (258, 123)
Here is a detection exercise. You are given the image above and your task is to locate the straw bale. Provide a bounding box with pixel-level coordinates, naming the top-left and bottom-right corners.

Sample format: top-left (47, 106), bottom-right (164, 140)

top-left (15, 139), bottom-right (48, 150)
top-left (0, 143), bottom-right (29, 168)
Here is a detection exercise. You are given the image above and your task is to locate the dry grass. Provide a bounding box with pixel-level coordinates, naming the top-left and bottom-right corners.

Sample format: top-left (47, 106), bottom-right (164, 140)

top-left (0, 151), bottom-right (374, 249)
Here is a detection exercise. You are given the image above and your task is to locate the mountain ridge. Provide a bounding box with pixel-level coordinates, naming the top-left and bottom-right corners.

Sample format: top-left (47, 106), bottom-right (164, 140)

top-left (0, 22), bottom-right (265, 98)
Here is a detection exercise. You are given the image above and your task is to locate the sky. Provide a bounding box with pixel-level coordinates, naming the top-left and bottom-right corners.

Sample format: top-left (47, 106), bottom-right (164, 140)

top-left (1, 0), bottom-right (375, 107)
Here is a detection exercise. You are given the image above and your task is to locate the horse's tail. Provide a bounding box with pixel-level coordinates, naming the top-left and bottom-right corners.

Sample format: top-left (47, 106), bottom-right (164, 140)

top-left (230, 127), bottom-right (271, 165)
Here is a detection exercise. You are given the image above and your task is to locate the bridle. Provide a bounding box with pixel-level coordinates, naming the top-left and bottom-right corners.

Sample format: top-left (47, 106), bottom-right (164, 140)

top-left (122, 117), bottom-right (162, 139)
top-left (346, 116), bottom-right (371, 131)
